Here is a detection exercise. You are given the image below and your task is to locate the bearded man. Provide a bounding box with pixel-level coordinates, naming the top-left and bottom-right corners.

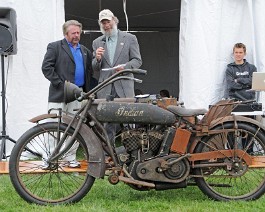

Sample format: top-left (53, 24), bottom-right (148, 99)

top-left (92, 9), bottom-right (142, 144)
top-left (92, 9), bottom-right (142, 99)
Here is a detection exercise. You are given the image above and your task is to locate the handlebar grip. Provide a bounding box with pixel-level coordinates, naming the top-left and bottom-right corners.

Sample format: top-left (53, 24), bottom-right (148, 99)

top-left (134, 78), bottom-right (143, 83)
top-left (130, 69), bottom-right (147, 75)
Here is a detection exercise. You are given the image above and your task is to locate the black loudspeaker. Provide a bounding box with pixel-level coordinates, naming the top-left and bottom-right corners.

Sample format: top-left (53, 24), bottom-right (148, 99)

top-left (0, 7), bottom-right (17, 55)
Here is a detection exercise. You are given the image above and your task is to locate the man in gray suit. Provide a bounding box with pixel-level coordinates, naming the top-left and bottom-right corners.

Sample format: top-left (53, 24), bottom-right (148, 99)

top-left (92, 9), bottom-right (142, 144)
top-left (92, 9), bottom-right (142, 99)
top-left (42, 20), bottom-right (92, 168)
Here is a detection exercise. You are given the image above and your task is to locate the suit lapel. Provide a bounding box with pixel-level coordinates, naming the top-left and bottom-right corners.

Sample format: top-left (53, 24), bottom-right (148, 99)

top-left (62, 39), bottom-right (74, 62)
top-left (112, 30), bottom-right (125, 66)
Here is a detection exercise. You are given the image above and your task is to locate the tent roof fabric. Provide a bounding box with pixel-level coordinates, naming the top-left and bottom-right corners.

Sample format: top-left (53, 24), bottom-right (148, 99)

top-left (65, 0), bottom-right (181, 32)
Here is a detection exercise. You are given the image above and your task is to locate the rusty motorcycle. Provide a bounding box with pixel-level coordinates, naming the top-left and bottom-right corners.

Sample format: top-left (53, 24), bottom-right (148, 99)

top-left (9, 69), bottom-right (265, 205)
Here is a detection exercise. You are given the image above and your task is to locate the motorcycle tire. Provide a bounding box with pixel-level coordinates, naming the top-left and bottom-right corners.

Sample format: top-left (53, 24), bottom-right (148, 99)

top-left (194, 122), bottom-right (265, 201)
top-left (9, 122), bottom-right (95, 205)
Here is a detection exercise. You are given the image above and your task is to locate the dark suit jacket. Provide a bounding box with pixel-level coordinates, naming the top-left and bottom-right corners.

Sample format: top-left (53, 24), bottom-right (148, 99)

top-left (92, 30), bottom-right (142, 98)
top-left (42, 39), bottom-right (92, 102)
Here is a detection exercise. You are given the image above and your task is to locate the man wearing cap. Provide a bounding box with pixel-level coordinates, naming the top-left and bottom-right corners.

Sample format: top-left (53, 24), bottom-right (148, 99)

top-left (92, 9), bottom-right (142, 144)
top-left (92, 9), bottom-right (142, 99)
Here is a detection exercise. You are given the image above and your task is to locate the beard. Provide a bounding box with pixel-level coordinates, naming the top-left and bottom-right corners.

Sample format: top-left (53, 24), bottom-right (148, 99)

top-left (100, 24), bottom-right (118, 37)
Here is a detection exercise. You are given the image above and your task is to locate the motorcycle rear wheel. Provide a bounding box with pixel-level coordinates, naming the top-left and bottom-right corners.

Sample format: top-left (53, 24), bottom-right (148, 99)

top-left (9, 122), bottom-right (95, 205)
top-left (194, 122), bottom-right (265, 201)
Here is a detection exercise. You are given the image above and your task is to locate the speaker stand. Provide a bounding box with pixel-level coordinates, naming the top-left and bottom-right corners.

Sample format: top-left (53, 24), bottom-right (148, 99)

top-left (0, 54), bottom-right (16, 161)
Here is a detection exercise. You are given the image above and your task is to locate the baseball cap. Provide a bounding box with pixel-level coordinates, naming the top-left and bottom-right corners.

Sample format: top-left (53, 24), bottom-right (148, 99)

top-left (99, 9), bottom-right (114, 22)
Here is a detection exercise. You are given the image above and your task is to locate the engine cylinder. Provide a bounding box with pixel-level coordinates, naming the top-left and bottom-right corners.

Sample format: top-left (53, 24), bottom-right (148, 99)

top-left (121, 130), bottom-right (163, 154)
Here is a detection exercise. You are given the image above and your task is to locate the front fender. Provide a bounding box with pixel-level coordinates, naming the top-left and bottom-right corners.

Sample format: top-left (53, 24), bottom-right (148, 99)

top-left (63, 115), bottom-right (105, 178)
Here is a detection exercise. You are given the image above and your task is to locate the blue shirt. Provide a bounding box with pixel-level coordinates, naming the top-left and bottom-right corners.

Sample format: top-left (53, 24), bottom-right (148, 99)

top-left (67, 40), bottom-right (85, 87)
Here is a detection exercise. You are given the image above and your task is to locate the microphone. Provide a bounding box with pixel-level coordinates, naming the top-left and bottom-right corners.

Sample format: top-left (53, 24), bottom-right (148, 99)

top-left (101, 37), bottom-right (106, 50)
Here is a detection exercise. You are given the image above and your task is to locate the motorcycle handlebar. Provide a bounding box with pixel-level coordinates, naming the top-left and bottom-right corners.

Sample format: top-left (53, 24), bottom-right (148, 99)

top-left (112, 68), bottom-right (147, 75)
top-left (102, 65), bottom-right (147, 76)
top-left (78, 69), bottom-right (146, 100)
top-left (64, 69), bottom-right (147, 103)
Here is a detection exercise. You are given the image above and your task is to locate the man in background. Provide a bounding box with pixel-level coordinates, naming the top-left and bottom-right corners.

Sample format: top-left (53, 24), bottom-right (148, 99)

top-left (226, 43), bottom-right (256, 101)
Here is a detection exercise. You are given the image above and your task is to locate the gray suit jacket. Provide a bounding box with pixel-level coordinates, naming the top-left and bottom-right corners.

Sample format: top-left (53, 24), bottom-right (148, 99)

top-left (92, 30), bottom-right (142, 98)
top-left (42, 39), bottom-right (92, 102)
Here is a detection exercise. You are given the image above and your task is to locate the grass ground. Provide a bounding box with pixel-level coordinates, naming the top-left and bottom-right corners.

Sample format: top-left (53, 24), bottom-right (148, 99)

top-left (0, 174), bottom-right (265, 212)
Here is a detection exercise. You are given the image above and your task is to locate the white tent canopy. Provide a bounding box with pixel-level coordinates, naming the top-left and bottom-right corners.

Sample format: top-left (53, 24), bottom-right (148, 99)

top-left (1, 0), bottom-right (265, 156)
top-left (0, 0), bottom-right (65, 155)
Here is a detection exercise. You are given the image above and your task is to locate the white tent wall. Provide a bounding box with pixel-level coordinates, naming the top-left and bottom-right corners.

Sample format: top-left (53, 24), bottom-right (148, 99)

top-left (0, 0), bottom-right (65, 156)
top-left (179, 0), bottom-right (265, 109)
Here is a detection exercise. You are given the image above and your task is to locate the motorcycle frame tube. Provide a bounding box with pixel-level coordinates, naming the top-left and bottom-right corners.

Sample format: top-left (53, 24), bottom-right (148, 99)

top-left (189, 149), bottom-right (252, 165)
top-left (29, 105), bottom-right (107, 178)
top-left (85, 109), bottom-right (119, 166)
top-left (63, 115), bottom-right (106, 178)
top-left (47, 100), bottom-right (90, 163)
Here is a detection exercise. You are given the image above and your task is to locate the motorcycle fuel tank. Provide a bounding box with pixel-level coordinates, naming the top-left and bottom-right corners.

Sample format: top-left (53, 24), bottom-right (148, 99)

top-left (96, 102), bottom-right (176, 125)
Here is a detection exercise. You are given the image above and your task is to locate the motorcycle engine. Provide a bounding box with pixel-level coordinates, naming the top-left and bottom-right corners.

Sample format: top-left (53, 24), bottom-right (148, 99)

top-left (121, 128), bottom-right (164, 161)
top-left (120, 128), bottom-right (190, 184)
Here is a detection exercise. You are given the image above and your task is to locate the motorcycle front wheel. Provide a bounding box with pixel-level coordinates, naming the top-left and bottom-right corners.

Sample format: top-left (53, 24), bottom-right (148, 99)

top-left (9, 122), bottom-right (95, 205)
top-left (194, 122), bottom-right (265, 201)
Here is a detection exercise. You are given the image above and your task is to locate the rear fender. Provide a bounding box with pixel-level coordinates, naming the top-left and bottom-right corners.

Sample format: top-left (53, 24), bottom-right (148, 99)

top-left (63, 115), bottom-right (105, 178)
top-left (209, 115), bottom-right (265, 133)
top-left (29, 113), bottom-right (58, 123)
top-left (188, 115), bottom-right (265, 154)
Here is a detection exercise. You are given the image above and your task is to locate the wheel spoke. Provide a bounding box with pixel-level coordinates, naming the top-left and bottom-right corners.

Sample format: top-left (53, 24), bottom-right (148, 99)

top-left (194, 122), bottom-right (265, 200)
top-left (9, 122), bottom-right (95, 205)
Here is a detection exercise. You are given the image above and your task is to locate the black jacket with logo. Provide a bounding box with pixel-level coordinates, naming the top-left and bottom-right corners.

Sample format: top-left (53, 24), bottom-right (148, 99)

top-left (226, 59), bottom-right (257, 100)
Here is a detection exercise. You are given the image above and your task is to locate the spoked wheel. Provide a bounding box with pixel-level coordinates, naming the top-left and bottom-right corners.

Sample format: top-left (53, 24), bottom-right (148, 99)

top-left (9, 122), bottom-right (95, 205)
top-left (194, 122), bottom-right (265, 201)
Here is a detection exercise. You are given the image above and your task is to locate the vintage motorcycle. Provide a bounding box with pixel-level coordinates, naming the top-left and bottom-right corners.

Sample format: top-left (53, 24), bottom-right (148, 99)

top-left (9, 69), bottom-right (265, 205)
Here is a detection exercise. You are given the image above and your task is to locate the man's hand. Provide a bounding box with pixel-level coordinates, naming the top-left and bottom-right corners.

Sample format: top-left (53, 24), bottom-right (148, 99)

top-left (96, 47), bottom-right (105, 61)
top-left (115, 65), bottom-right (125, 72)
